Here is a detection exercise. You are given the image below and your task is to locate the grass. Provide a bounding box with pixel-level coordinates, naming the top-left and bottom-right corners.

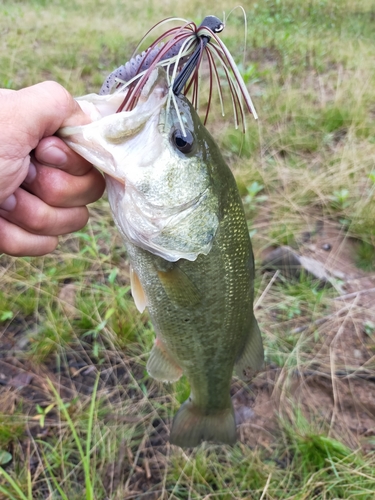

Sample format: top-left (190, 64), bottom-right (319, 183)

top-left (1, 0), bottom-right (375, 498)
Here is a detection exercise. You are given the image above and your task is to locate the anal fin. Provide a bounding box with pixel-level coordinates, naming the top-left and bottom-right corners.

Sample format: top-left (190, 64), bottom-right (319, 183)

top-left (234, 315), bottom-right (264, 380)
top-left (130, 266), bottom-right (148, 313)
top-left (147, 337), bottom-right (183, 383)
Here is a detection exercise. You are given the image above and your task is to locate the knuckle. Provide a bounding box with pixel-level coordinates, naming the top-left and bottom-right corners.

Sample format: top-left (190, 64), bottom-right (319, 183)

top-left (39, 81), bottom-right (74, 116)
top-left (33, 167), bottom-right (71, 207)
top-left (28, 204), bottom-right (55, 234)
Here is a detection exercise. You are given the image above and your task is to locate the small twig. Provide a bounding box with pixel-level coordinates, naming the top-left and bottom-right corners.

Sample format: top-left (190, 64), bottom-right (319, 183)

top-left (260, 472), bottom-right (272, 500)
top-left (292, 368), bottom-right (375, 383)
top-left (334, 286), bottom-right (375, 301)
top-left (124, 437), bottom-right (146, 491)
top-left (255, 270), bottom-right (280, 310)
top-left (329, 294), bottom-right (359, 434)
top-left (143, 457), bottom-right (151, 480)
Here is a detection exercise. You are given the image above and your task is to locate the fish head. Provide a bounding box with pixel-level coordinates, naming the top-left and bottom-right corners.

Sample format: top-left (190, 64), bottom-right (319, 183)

top-left (59, 68), bottom-right (220, 262)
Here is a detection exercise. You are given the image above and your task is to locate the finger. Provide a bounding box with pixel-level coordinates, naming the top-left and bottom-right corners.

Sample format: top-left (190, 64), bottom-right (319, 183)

top-left (0, 187), bottom-right (89, 236)
top-left (0, 218), bottom-right (58, 257)
top-left (0, 82), bottom-right (92, 200)
top-left (0, 89), bottom-right (15, 97)
top-left (34, 135), bottom-right (93, 176)
top-left (5, 81), bottom-right (91, 154)
top-left (22, 161), bottom-right (105, 208)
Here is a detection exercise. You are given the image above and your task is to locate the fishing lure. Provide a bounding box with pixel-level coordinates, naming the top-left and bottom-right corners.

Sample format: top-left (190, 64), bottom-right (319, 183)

top-left (99, 15), bottom-right (257, 129)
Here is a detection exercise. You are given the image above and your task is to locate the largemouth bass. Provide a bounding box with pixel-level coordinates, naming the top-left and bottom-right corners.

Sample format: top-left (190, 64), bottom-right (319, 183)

top-left (60, 68), bottom-right (263, 447)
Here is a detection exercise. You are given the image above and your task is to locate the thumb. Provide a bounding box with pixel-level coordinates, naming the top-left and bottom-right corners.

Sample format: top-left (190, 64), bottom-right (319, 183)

top-left (6, 81), bottom-right (91, 152)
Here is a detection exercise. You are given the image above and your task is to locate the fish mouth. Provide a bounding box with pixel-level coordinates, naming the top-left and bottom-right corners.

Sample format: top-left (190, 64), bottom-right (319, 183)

top-left (58, 68), bottom-right (170, 186)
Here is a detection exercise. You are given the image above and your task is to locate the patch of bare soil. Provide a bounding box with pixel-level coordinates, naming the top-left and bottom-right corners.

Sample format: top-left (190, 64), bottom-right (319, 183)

top-left (251, 219), bottom-right (375, 451)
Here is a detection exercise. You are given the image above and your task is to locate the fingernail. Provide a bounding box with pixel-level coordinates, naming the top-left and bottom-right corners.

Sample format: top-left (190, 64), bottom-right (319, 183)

top-left (24, 162), bottom-right (37, 184)
top-left (0, 194), bottom-right (17, 211)
top-left (40, 145), bottom-right (68, 166)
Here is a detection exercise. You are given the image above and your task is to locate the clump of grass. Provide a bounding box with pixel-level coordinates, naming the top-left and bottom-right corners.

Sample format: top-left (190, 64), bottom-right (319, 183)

top-left (167, 446), bottom-right (272, 499)
top-left (355, 240), bottom-right (375, 271)
top-left (0, 416), bottom-right (24, 449)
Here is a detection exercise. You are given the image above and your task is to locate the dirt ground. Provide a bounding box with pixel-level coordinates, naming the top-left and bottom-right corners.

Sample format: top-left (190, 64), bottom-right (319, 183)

top-left (247, 219), bottom-right (375, 453)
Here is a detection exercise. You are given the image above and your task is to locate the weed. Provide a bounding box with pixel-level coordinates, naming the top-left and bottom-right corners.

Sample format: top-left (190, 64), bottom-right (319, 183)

top-left (0, 416), bottom-right (24, 448)
top-left (0, 311), bottom-right (13, 322)
top-left (329, 188), bottom-right (350, 211)
top-left (364, 321), bottom-right (375, 337)
top-left (244, 181), bottom-right (268, 213)
top-left (355, 240), bottom-right (375, 271)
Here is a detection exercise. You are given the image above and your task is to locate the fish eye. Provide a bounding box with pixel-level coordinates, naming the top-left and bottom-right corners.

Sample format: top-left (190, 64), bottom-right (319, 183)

top-left (172, 129), bottom-right (195, 154)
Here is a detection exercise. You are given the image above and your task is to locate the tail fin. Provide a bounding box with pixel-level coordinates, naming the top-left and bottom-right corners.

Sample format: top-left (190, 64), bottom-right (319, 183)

top-left (170, 399), bottom-right (236, 448)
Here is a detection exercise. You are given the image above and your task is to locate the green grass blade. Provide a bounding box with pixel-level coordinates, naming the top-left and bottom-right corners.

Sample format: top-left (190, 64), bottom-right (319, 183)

top-left (0, 485), bottom-right (20, 500)
top-left (84, 373), bottom-right (100, 500)
top-left (40, 449), bottom-right (70, 500)
top-left (27, 469), bottom-right (32, 500)
top-left (46, 379), bottom-right (91, 498)
top-left (0, 467), bottom-right (29, 500)
top-left (46, 376), bottom-right (100, 500)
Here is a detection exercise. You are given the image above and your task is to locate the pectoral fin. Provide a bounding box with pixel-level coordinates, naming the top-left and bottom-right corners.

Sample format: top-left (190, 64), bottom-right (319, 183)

top-left (234, 315), bottom-right (264, 380)
top-left (157, 266), bottom-right (201, 308)
top-left (130, 266), bottom-right (148, 313)
top-left (147, 338), bottom-right (183, 383)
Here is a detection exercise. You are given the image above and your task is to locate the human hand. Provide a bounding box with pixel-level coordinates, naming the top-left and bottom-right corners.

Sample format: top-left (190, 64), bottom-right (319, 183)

top-left (0, 82), bottom-right (105, 256)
